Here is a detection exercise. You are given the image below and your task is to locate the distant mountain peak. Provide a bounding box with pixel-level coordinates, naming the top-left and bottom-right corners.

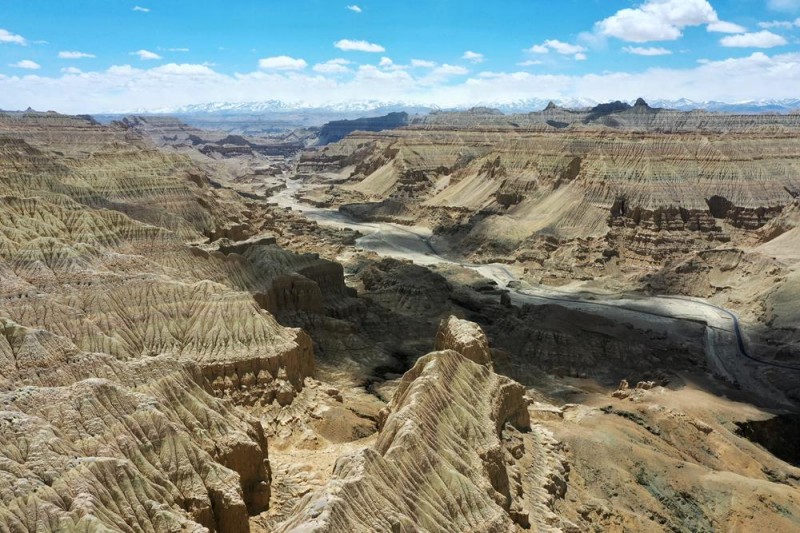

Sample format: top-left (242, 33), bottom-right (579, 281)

top-left (143, 97), bottom-right (800, 117)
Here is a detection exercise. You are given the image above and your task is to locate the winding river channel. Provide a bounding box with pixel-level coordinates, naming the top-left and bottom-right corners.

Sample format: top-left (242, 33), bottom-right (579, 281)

top-left (272, 177), bottom-right (798, 405)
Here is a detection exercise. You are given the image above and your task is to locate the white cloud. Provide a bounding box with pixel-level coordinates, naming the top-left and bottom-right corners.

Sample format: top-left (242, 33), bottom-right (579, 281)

top-left (517, 59), bottom-right (543, 66)
top-left (707, 21), bottom-right (747, 33)
top-left (334, 39), bottom-right (385, 53)
top-left (526, 40), bottom-right (587, 58)
top-left (528, 44), bottom-right (550, 54)
top-left (61, 67), bottom-right (82, 74)
top-left (432, 64), bottom-right (469, 76)
top-left (414, 63), bottom-right (470, 86)
top-left (759, 18), bottom-right (800, 28)
top-left (379, 57), bottom-right (393, 67)
top-left (547, 40), bottom-right (587, 55)
top-left (768, 0), bottom-right (800, 12)
top-left (462, 51), bottom-right (484, 63)
top-left (6, 52), bottom-right (800, 114)
top-left (58, 51), bottom-right (96, 59)
top-left (165, 47), bottom-right (190, 52)
top-left (529, 40), bottom-right (586, 55)
top-left (313, 58), bottom-right (351, 74)
top-left (132, 49), bottom-right (162, 60)
top-left (0, 29), bottom-right (26, 45)
top-left (346, 5), bottom-right (362, 13)
top-left (107, 65), bottom-right (136, 76)
top-left (152, 63), bottom-right (216, 75)
top-left (720, 30), bottom-right (787, 48)
top-left (10, 60), bottom-right (40, 69)
top-left (132, 6), bottom-right (150, 12)
top-left (258, 55), bottom-right (308, 70)
top-left (410, 59), bottom-right (436, 68)
top-left (624, 46), bottom-right (673, 56)
top-left (597, 0), bottom-right (720, 42)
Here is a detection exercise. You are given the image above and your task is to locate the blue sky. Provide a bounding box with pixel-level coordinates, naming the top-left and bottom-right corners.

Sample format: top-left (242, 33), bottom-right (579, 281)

top-left (1, 0), bottom-right (800, 112)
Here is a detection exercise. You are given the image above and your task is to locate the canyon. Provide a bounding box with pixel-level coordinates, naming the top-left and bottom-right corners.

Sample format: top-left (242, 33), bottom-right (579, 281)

top-left (0, 105), bottom-right (798, 532)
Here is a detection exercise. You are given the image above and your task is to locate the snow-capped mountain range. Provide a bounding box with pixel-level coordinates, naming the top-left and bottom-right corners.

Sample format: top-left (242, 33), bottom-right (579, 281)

top-left (154, 98), bottom-right (800, 116)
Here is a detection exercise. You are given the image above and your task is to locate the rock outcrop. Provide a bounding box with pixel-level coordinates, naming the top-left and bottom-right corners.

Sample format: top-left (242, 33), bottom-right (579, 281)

top-left (0, 111), bottom-right (329, 531)
top-left (316, 112), bottom-right (409, 145)
top-left (434, 315), bottom-right (492, 366)
top-left (278, 350), bottom-right (570, 532)
top-left (301, 106), bottom-right (800, 271)
top-left (4, 107), bottom-right (800, 533)
top-left (0, 320), bottom-right (271, 532)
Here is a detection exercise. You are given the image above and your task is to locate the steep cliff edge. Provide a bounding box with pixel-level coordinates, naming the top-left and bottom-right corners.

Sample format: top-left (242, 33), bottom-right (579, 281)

top-left (296, 107), bottom-right (800, 367)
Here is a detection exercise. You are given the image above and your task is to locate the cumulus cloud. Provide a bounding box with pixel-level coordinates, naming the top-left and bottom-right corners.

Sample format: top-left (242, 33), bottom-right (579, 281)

top-left (152, 63), bottom-right (216, 75)
top-left (258, 56), bottom-right (308, 70)
top-left (517, 59), bottom-right (544, 66)
top-left (58, 51), bottom-right (96, 59)
top-left (461, 52), bottom-right (800, 105)
top-left (132, 6), bottom-right (150, 12)
top-left (410, 59), bottom-right (436, 68)
top-left (624, 46), bottom-right (673, 56)
top-left (527, 40), bottom-right (587, 59)
top-left (528, 44), bottom-right (550, 54)
top-left (9, 60), bottom-right (40, 69)
top-left (720, 30), bottom-right (787, 48)
top-left (462, 51), bottom-right (484, 63)
top-left (61, 67), bottom-right (82, 74)
top-left (375, 57), bottom-right (409, 71)
top-left (0, 29), bottom-right (26, 45)
top-left (597, 0), bottom-right (726, 42)
top-left (313, 58), bottom-right (351, 74)
top-left (132, 50), bottom-right (162, 60)
top-left (529, 40), bottom-right (587, 55)
top-left (346, 5), bottom-right (362, 13)
top-left (334, 39), bottom-right (385, 53)
top-left (4, 52), bottom-right (800, 114)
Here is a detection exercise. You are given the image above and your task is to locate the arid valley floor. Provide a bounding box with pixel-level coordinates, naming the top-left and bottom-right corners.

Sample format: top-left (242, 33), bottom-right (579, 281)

top-left (1, 103), bottom-right (799, 532)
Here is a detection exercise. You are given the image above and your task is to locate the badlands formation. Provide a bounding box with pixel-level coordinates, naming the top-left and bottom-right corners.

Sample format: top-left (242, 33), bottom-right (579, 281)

top-left (0, 105), bottom-right (798, 533)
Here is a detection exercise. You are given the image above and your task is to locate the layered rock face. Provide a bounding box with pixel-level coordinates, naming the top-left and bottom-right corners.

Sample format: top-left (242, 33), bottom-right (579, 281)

top-left (316, 112), bottom-right (409, 145)
top-left (119, 115), bottom-right (309, 158)
top-left (0, 112), bottom-right (331, 530)
top-left (421, 99), bottom-right (800, 131)
top-left (298, 106), bottom-right (800, 362)
top-left (304, 107), bottom-right (800, 262)
top-left (317, 125), bottom-right (797, 227)
top-left (278, 349), bottom-right (569, 532)
top-left (3, 109), bottom-right (800, 533)
top-left (0, 320), bottom-right (271, 532)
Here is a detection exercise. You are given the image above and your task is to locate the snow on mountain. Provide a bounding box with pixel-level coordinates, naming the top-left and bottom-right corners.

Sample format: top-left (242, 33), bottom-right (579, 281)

top-left (153, 98), bottom-right (800, 116)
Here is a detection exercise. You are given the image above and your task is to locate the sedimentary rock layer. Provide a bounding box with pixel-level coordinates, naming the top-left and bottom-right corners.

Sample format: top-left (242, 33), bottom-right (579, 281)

top-left (278, 349), bottom-right (570, 532)
top-left (0, 111), bottom-right (333, 531)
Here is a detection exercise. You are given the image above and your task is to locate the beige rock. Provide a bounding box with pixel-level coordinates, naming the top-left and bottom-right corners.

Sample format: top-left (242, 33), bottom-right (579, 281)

top-left (277, 350), bottom-right (570, 532)
top-left (434, 315), bottom-right (492, 365)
